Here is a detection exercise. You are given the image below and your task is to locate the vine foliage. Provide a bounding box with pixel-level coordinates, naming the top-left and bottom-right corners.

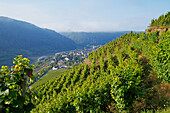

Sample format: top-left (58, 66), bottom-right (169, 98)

top-left (0, 55), bottom-right (35, 113)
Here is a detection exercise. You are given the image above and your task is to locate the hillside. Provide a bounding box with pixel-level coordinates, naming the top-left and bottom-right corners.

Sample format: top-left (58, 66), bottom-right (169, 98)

top-left (30, 14), bottom-right (170, 112)
top-left (0, 17), bottom-right (77, 66)
top-left (60, 32), bottom-right (131, 47)
top-left (150, 11), bottom-right (170, 28)
top-left (146, 11), bottom-right (170, 35)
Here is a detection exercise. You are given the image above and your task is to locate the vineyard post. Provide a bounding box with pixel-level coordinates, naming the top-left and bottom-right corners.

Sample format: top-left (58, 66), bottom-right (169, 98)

top-left (22, 68), bottom-right (33, 102)
top-left (22, 74), bottom-right (28, 100)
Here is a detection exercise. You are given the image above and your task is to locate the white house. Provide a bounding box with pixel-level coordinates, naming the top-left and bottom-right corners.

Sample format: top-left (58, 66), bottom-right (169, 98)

top-left (52, 67), bottom-right (58, 70)
top-left (65, 57), bottom-right (69, 61)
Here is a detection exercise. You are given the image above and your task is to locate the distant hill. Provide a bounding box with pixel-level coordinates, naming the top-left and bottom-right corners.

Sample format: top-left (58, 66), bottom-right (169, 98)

top-left (0, 16), bottom-right (77, 66)
top-left (60, 32), bottom-right (131, 47)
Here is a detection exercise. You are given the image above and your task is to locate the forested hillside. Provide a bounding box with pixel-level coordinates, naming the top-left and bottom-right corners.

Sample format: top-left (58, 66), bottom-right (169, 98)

top-left (0, 17), bottom-right (77, 66)
top-left (60, 32), bottom-right (130, 47)
top-left (30, 22), bottom-right (170, 112)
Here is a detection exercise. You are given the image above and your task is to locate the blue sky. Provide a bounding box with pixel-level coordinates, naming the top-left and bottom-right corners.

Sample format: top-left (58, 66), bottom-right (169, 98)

top-left (0, 0), bottom-right (169, 32)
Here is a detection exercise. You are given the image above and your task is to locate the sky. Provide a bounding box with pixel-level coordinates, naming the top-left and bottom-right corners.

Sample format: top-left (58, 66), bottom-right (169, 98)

top-left (0, 0), bottom-right (169, 32)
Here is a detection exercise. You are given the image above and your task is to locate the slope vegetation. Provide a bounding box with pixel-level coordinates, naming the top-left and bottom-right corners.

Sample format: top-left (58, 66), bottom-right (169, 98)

top-left (146, 12), bottom-right (170, 35)
top-left (31, 30), bottom-right (170, 112)
top-left (150, 11), bottom-right (170, 28)
top-left (30, 13), bottom-right (170, 112)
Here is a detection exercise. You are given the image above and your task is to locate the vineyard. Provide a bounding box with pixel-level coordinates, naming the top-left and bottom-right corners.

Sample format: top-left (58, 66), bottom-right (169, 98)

top-left (30, 30), bottom-right (170, 112)
top-left (1, 13), bottom-right (170, 112)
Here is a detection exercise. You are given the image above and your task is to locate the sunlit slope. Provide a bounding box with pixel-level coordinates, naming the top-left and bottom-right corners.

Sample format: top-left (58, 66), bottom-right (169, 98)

top-left (31, 30), bottom-right (170, 112)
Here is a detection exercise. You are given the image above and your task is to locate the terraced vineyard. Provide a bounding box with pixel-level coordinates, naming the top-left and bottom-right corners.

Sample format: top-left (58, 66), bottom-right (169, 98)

top-left (31, 29), bottom-right (170, 112)
top-left (1, 12), bottom-right (169, 113)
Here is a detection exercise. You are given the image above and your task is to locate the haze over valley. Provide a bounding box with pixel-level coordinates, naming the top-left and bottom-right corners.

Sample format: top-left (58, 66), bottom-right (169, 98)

top-left (0, 17), bottom-right (133, 66)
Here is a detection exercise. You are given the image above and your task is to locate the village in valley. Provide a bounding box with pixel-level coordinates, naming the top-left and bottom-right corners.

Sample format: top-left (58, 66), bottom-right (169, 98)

top-left (27, 45), bottom-right (102, 87)
top-left (36, 45), bottom-right (99, 71)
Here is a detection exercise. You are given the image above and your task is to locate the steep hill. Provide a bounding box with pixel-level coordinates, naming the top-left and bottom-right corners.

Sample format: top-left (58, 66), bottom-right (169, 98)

top-left (60, 32), bottom-right (130, 46)
top-left (31, 13), bottom-right (170, 112)
top-left (0, 17), bottom-right (77, 66)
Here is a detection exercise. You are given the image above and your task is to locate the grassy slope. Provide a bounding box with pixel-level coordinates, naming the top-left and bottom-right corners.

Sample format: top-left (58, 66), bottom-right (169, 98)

top-left (31, 68), bottom-right (67, 88)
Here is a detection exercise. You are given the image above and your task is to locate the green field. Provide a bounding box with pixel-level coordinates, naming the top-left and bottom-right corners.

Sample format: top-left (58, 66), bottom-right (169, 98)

top-left (31, 68), bottom-right (67, 88)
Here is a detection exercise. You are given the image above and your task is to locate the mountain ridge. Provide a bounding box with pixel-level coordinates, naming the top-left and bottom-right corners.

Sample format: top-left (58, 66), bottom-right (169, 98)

top-left (0, 16), bottom-right (77, 66)
top-left (60, 31), bottom-right (132, 47)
